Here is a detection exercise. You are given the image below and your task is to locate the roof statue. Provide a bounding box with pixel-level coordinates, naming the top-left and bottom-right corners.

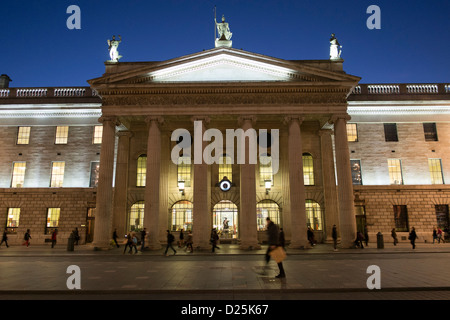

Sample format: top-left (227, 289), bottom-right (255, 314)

top-left (107, 35), bottom-right (122, 62)
top-left (329, 33), bottom-right (342, 60)
top-left (215, 14), bottom-right (232, 48)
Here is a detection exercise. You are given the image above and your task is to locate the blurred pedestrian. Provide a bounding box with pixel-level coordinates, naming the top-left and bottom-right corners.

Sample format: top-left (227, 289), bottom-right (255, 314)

top-left (409, 227), bottom-right (418, 249)
top-left (123, 232), bottom-right (132, 254)
top-left (432, 227), bottom-right (437, 244)
top-left (51, 229), bottom-right (58, 248)
top-left (164, 230), bottom-right (177, 256)
top-left (1, 228), bottom-right (9, 248)
top-left (437, 227), bottom-right (445, 243)
top-left (391, 228), bottom-right (398, 246)
top-left (23, 229), bottom-right (31, 247)
top-left (178, 228), bottom-right (184, 248)
top-left (279, 228), bottom-right (285, 250)
top-left (364, 225), bottom-right (369, 246)
top-left (185, 230), bottom-right (193, 253)
top-left (211, 228), bottom-right (220, 253)
top-left (140, 228), bottom-right (147, 251)
top-left (113, 228), bottom-right (120, 248)
top-left (129, 232), bottom-right (138, 254)
top-left (332, 225), bottom-right (338, 251)
top-left (264, 217), bottom-right (285, 278)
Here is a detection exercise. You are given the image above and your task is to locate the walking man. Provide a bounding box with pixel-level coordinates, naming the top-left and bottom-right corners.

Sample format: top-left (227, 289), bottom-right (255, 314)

top-left (1, 228), bottom-right (9, 248)
top-left (332, 225), bottom-right (338, 251)
top-left (164, 230), bottom-right (177, 256)
top-left (140, 228), bottom-right (147, 251)
top-left (264, 217), bottom-right (286, 278)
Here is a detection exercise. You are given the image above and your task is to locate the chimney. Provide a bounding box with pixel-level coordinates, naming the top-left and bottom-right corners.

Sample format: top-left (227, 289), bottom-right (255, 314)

top-left (0, 74), bottom-right (12, 88)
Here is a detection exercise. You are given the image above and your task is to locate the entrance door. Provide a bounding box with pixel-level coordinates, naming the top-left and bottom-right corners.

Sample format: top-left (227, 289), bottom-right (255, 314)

top-left (213, 200), bottom-right (238, 239)
top-left (86, 208), bottom-right (95, 243)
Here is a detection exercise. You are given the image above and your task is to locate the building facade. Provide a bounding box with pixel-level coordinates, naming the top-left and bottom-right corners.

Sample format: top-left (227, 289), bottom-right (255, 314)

top-left (0, 49), bottom-right (449, 249)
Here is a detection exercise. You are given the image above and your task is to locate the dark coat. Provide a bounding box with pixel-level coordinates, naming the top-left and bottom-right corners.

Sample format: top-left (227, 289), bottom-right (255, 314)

top-left (267, 221), bottom-right (279, 246)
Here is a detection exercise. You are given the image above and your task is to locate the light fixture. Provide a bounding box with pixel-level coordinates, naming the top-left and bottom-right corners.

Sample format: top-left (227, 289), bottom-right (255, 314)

top-left (265, 180), bottom-right (271, 194)
top-left (178, 180), bottom-right (185, 196)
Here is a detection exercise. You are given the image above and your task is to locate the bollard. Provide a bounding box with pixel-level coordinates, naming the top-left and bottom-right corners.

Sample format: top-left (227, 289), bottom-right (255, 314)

top-left (376, 232), bottom-right (384, 249)
top-left (67, 233), bottom-right (75, 251)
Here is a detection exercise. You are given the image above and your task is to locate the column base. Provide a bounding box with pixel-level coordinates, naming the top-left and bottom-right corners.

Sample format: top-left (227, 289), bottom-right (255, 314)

top-left (288, 241), bottom-right (309, 249)
top-left (90, 242), bottom-right (112, 251)
top-left (239, 242), bottom-right (261, 250)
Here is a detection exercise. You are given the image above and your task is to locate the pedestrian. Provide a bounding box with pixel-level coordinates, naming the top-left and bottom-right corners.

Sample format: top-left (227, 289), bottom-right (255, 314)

top-left (51, 229), bottom-right (58, 248)
top-left (123, 232), bottom-right (132, 254)
top-left (164, 230), bottom-right (177, 256)
top-left (364, 225), bottom-right (369, 246)
top-left (307, 227), bottom-right (316, 246)
top-left (73, 227), bottom-right (80, 245)
top-left (332, 225), bottom-right (338, 251)
top-left (264, 217), bottom-right (286, 278)
top-left (140, 228), bottom-right (147, 251)
top-left (391, 228), bottom-right (398, 246)
top-left (437, 227), bottom-right (445, 243)
top-left (210, 228), bottom-right (220, 253)
top-left (23, 229), bottom-right (31, 247)
top-left (409, 227), bottom-right (418, 249)
top-left (432, 227), bottom-right (438, 244)
top-left (178, 228), bottom-right (184, 248)
top-left (279, 228), bottom-right (285, 250)
top-left (1, 228), bottom-right (9, 248)
top-left (129, 232), bottom-right (138, 254)
top-left (354, 231), bottom-right (364, 248)
top-left (185, 230), bottom-right (193, 253)
top-left (113, 228), bottom-right (120, 248)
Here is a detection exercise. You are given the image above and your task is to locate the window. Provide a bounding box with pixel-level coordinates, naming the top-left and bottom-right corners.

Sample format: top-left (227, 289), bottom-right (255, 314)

top-left (129, 201), bottom-right (145, 232)
top-left (424, 123), bottom-right (438, 141)
top-left (212, 200), bottom-right (238, 238)
top-left (347, 123), bottom-right (358, 142)
top-left (50, 161), bottom-right (65, 187)
top-left (259, 154), bottom-right (273, 186)
top-left (435, 205), bottom-right (449, 230)
top-left (17, 126), bottom-right (31, 144)
top-left (46, 208), bottom-right (60, 234)
top-left (11, 162), bottom-right (26, 188)
top-left (137, 155), bottom-right (147, 187)
top-left (393, 205), bottom-right (408, 232)
top-left (6, 208), bottom-right (20, 233)
top-left (256, 200), bottom-right (280, 231)
top-left (55, 126), bottom-right (69, 144)
top-left (350, 160), bottom-right (362, 185)
top-left (93, 125), bottom-right (103, 144)
top-left (303, 153), bottom-right (314, 185)
top-left (89, 161), bottom-right (100, 187)
top-left (305, 200), bottom-right (323, 231)
top-left (177, 156), bottom-right (191, 187)
top-left (388, 159), bottom-right (403, 185)
top-left (384, 123), bottom-right (398, 142)
top-left (171, 201), bottom-right (193, 232)
top-left (218, 155), bottom-right (232, 182)
top-left (429, 159), bottom-right (444, 184)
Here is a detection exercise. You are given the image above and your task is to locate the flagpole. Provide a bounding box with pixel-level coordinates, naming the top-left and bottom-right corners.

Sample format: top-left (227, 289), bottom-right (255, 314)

top-left (214, 6), bottom-right (217, 42)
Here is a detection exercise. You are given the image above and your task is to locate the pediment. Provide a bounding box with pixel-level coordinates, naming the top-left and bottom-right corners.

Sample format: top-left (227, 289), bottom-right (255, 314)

top-left (91, 47), bottom-right (360, 87)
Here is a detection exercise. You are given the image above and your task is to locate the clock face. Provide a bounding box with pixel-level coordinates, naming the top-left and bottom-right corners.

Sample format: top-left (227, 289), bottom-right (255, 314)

top-left (219, 179), bottom-right (231, 192)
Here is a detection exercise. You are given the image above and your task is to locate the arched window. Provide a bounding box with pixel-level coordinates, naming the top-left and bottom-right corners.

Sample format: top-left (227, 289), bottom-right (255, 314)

top-left (177, 156), bottom-right (191, 187)
top-left (259, 154), bottom-right (273, 186)
top-left (218, 154), bottom-right (232, 182)
top-left (171, 200), bottom-right (193, 231)
top-left (305, 200), bottom-right (323, 231)
top-left (213, 200), bottom-right (238, 238)
top-left (303, 153), bottom-right (314, 185)
top-left (137, 155), bottom-right (147, 187)
top-left (129, 201), bottom-right (145, 232)
top-left (256, 200), bottom-right (280, 231)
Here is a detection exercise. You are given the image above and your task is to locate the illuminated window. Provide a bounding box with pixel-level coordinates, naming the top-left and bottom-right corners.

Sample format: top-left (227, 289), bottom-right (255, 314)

top-left (129, 201), bottom-right (145, 232)
top-left (259, 154), bottom-right (273, 186)
top-left (351, 159), bottom-right (362, 185)
top-left (55, 126), bottom-right (69, 144)
top-left (11, 162), bottom-right (26, 188)
top-left (218, 154), bottom-right (232, 182)
top-left (93, 125), bottom-right (103, 144)
top-left (305, 200), bottom-right (323, 231)
top-left (388, 159), bottom-right (403, 185)
top-left (46, 208), bottom-right (60, 234)
top-left (256, 200), bottom-right (280, 231)
top-left (213, 200), bottom-right (238, 238)
top-left (384, 123), bottom-right (398, 142)
top-left (177, 156), bottom-right (191, 187)
top-left (171, 200), bottom-right (193, 232)
top-left (89, 161), bottom-right (100, 187)
top-left (429, 159), bottom-right (444, 184)
top-left (7, 208), bottom-right (20, 232)
top-left (347, 123), bottom-right (358, 142)
top-left (424, 123), bottom-right (438, 141)
top-left (50, 162), bottom-right (65, 187)
top-left (393, 205), bottom-right (408, 232)
top-left (137, 155), bottom-right (147, 187)
top-left (17, 126), bottom-right (31, 145)
top-left (303, 153), bottom-right (314, 185)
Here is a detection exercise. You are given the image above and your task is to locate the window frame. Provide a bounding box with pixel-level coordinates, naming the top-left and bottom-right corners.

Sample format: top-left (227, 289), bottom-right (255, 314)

top-left (384, 123), bottom-right (398, 142)
top-left (50, 161), bottom-right (65, 188)
top-left (55, 126), bottom-right (69, 144)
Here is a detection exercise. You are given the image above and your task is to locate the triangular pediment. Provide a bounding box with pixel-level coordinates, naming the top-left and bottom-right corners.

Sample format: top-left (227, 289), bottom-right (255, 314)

top-left (90, 47), bottom-right (360, 87)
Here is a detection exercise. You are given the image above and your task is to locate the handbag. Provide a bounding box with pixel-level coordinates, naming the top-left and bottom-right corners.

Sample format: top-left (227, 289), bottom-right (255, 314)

top-left (269, 246), bottom-right (286, 263)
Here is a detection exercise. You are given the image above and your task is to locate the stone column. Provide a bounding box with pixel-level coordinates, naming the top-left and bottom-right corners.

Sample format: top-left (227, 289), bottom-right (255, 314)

top-left (192, 116), bottom-right (211, 250)
top-left (285, 116), bottom-right (309, 248)
top-left (92, 116), bottom-right (118, 250)
top-left (331, 114), bottom-right (357, 248)
top-left (144, 116), bottom-right (164, 250)
top-left (319, 129), bottom-right (340, 242)
top-left (113, 131), bottom-right (132, 237)
top-left (238, 116), bottom-right (260, 249)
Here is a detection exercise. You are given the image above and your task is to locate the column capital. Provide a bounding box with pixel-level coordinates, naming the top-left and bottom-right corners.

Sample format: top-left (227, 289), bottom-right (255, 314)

top-left (116, 130), bottom-right (133, 138)
top-left (318, 129), bottom-right (334, 137)
top-left (98, 116), bottom-right (120, 126)
top-left (283, 115), bottom-right (304, 126)
top-left (328, 114), bottom-right (351, 124)
top-left (190, 115), bottom-right (211, 125)
top-left (145, 116), bottom-right (164, 127)
top-left (238, 115), bottom-right (256, 127)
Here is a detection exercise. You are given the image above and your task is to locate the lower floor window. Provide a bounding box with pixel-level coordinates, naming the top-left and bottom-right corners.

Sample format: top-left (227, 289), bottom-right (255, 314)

top-left (171, 200), bottom-right (193, 232)
top-left (305, 200), bottom-right (323, 231)
top-left (46, 208), bottom-right (60, 234)
top-left (393, 205), bottom-right (409, 232)
top-left (256, 200), bottom-right (280, 231)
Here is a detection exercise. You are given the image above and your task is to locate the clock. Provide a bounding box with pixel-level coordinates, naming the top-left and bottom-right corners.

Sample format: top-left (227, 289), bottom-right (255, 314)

top-left (219, 177), bottom-right (232, 192)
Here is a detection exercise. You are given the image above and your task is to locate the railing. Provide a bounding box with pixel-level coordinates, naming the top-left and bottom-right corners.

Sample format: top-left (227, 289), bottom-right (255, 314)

top-left (0, 87), bottom-right (98, 98)
top-left (352, 83), bottom-right (450, 95)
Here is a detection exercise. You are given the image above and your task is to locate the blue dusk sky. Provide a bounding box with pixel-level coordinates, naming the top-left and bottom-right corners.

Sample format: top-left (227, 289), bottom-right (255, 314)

top-left (1, 0), bottom-right (449, 87)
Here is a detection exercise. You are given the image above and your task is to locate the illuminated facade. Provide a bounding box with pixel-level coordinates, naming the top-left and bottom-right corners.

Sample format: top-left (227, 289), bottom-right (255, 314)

top-left (0, 51), bottom-right (449, 248)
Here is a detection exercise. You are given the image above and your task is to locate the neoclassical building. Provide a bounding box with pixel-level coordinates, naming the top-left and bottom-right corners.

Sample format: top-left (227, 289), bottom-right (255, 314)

top-left (0, 35), bottom-right (449, 249)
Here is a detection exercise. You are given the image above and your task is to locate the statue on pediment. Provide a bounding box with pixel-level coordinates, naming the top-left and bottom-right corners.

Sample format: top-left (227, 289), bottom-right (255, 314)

top-left (107, 35), bottom-right (122, 62)
top-left (215, 15), bottom-right (232, 48)
top-left (329, 33), bottom-right (342, 60)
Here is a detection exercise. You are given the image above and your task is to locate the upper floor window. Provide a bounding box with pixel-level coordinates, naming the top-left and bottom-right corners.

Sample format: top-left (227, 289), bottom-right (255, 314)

top-left (55, 126), bottom-right (69, 144)
top-left (429, 159), bottom-right (444, 184)
top-left (178, 156), bottom-right (191, 187)
top-left (346, 123), bottom-right (358, 142)
top-left (17, 126), bottom-right (31, 145)
top-left (50, 161), bottom-right (65, 187)
top-left (384, 123), bottom-right (398, 142)
top-left (137, 155), bottom-right (147, 187)
top-left (11, 162), bottom-right (26, 188)
top-left (303, 153), bottom-right (314, 185)
top-left (93, 125), bottom-right (103, 144)
top-left (259, 154), bottom-right (273, 186)
top-left (388, 159), bottom-right (403, 185)
top-left (423, 123), bottom-right (438, 141)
